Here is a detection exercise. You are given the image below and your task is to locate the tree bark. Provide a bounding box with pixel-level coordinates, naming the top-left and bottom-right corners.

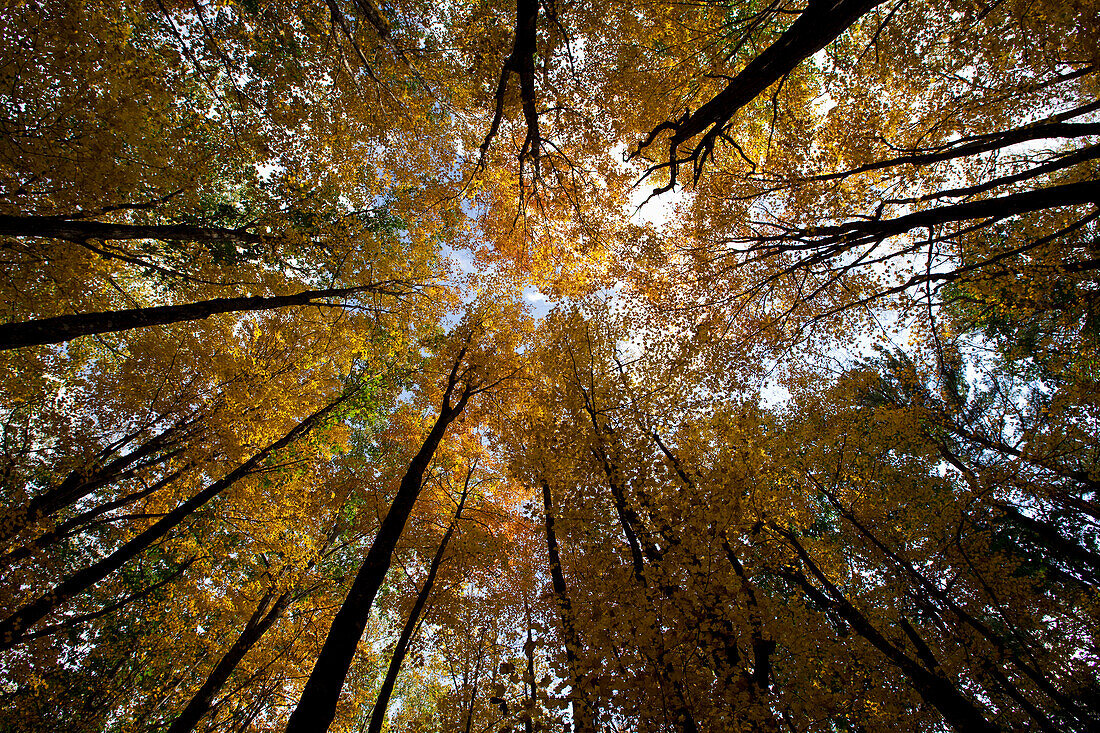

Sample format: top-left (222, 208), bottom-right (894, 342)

top-left (651, 433), bottom-right (776, 717)
top-left (0, 464), bottom-right (190, 569)
top-left (721, 536), bottom-right (774, 693)
top-left (995, 502), bottom-right (1100, 583)
top-left (285, 358), bottom-right (475, 733)
top-left (167, 517), bottom-right (346, 733)
top-left (795, 179), bottom-right (1100, 245)
top-left (366, 475), bottom-right (470, 733)
top-left (0, 214), bottom-right (270, 247)
top-left (0, 284), bottom-right (397, 351)
top-left (813, 473), bottom-right (1090, 727)
top-left (523, 601), bottom-right (536, 733)
top-left (805, 117), bottom-right (1100, 185)
top-left (20, 556), bottom-right (197, 643)
top-left (579, 394), bottom-right (648, 581)
top-left (351, 0), bottom-right (391, 39)
top-left (635, 0), bottom-right (886, 185)
top-left (578, 398), bottom-right (697, 733)
top-left (0, 390), bottom-right (353, 651)
top-left (166, 589), bottom-right (294, 733)
top-left (777, 528), bottom-right (1000, 733)
top-left (0, 415), bottom-right (199, 545)
top-left (541, 479), bottom-right (597, 733)
top-left (479, 0), bottom-right (541, 167)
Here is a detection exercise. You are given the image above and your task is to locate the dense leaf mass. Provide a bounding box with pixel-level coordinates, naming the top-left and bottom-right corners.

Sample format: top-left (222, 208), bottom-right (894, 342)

top-left (1, 0), bottom-right (1098, 731)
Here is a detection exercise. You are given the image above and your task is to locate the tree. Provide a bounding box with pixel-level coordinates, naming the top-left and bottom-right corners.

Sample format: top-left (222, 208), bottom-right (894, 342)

top-left (0, 282), bottom-right (419, 351)
top-left (366, 463), bottom-right (472, 733)
top-left (0, 384), bottom-right (358, 651)
top-left (3, 0), bottom-right (1098, 730)
top-left (287, 303), bottom-right (528, 732)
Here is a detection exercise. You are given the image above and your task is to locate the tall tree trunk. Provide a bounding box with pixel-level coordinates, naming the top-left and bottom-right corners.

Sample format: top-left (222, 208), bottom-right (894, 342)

top-left (0, 464), bottom-right (190, 569)
top-left (478, 0), bottom-right (541, 166)
top-left (0, 284), bottom-right (400, 350)
top-left (0, 389), bottom-right (353, 651)
top-left (366, 473), bottom-right (470, 733)
top-left (579, 395), bottom-right (648, 580)
top-left (579, 399), bottom-right (697, 733)
top-left (721, 536), bottom-right (775, 694)
top-left (19, 556), bottom-right (197, 643)
top-left (652, 432), bottom-right (777, 717)
top-left (166, 589), bottom-right (294, 733)
top-left (463, 630), bottom-right (487, 733)
top-left (813, 474), bottom-right (1093, 726)
top-left (167, 518), bottom-right (346, 733)
top-left (0, 214), bottom-right (271, 246)
top-left (995, 502), bottom-right (1100, 583)
top-left (285, 355), bottom-right (476, 733)
top-left (523, 600), bottom-right (536, 733)
top-left (590, 442), bottom-right (648, 582)
top-left (777, 528), bottom-right (1001, 733)
top-left (0, 416), bottom-right (198, 545)
top-left (634, 0), bottom-right (887, 186)
top-left (797, 179), bottom-right (1100, 244)
top-left (805, 111), bottom-right (1100, 184)
top-left (541, 479), bottom-right (597, 733)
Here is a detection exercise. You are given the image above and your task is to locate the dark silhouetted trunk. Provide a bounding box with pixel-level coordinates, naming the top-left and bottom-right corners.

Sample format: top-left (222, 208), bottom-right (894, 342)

top-left (580, 397), bottom-right (647, 582)
top-left (0, 416), bottom-right (198, 545)
top-left (635, 0), bottom-right (887, 186)
top-left (523, 601), bottom-right (536, 733)
top-left (580, 399), bottom-right (697, 733)
top-left (366, 477), bottom-right (469, 733)
top-left (0, 284), bottom-right (391, 350)
top-left (721, 536), bottom-right (774, 693)
top-left (542, 479), bottom-right (597, 733)
top-left (167, 518), bottom-right (345, 733)
top-left (797, 180), bottom-right (1100, 245)
top-left (778, 528), bottom-right (1000, 733)
top-left (0, 464), bottom-right (190, 569)
top-left (813, 476), bottom-right (1089, 729)
top-left (285, 362), bottom-right (474, 733)
top-left (996, 502), bottom-right (1100, 583)
top-left (652, 432), bottom-right (776, 717)
top-left (807, 108), bottom-right (1100, 184)
top-left (166, 589), bottom-right (294, 733)
top-left (0, 390), bottom-right (353, 650)
top-left (20, 557), bottom-right (197, 643)
top-left (0, 214), bottom-right (270, 246)
top-left (478, 0), bottom-right (541, 166)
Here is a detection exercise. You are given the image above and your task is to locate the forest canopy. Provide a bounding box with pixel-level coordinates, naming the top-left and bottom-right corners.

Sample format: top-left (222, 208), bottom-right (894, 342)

top-left (1, 0), bottom-right (1098, 731)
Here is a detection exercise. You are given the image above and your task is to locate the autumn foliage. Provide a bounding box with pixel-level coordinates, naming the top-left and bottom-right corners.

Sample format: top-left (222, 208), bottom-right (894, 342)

top-left (1, 0), bottom-right (1098, 731)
